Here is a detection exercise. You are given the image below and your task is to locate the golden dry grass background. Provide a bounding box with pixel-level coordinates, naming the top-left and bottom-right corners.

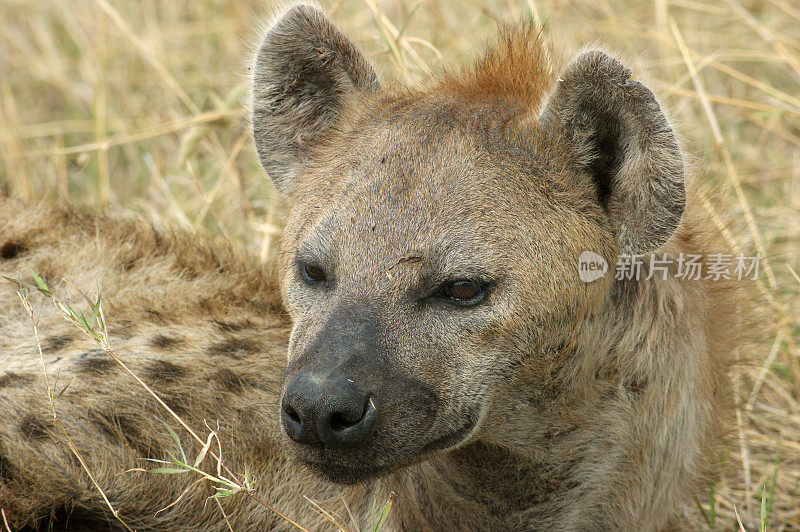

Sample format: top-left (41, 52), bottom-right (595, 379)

top-left (0, 0), bottom-right (799, 530)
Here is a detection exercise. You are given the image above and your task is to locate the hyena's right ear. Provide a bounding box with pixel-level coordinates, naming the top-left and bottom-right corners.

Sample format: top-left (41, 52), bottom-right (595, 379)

top-left (252, 3), bottom-right (379, 193)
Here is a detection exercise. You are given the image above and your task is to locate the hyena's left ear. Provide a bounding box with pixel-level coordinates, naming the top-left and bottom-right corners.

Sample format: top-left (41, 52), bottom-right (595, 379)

top-left (252, 3), bottom-right (379, 193)
top-left (540, 50), bottom-right (685, 255)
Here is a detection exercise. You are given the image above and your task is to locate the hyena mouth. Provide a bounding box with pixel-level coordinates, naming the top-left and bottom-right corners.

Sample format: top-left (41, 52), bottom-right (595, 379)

top-left (417, 419), bottom-right (477, 455)
top-left (295, 417), bottom-right (479, 485)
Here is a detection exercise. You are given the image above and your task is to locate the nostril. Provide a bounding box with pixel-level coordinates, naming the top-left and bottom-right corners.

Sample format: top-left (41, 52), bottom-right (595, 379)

top-left (282, 398), bottom-right (313, 444)
top-left (328, 396), bottom-right (375, 442)
top-left (283, 404), bottom-right (301, 424)
top-left (330, 411), bottom-right (360, 432)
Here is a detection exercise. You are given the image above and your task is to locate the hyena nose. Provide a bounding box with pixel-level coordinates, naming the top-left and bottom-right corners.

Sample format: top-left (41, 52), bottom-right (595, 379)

top-left (281, 371), bottom-right (376, 446)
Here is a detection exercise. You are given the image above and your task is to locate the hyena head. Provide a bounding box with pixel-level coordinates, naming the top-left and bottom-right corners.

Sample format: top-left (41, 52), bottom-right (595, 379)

top-left (252, 3), bottom-right (685, 483)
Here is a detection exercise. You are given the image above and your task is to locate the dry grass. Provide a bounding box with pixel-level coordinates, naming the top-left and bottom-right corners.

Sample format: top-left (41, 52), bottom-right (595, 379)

top-left (0, 0), bottom-right (798, 530)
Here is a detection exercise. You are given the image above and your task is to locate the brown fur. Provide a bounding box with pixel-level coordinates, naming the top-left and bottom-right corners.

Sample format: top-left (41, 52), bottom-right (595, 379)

top-left (0, 4), bottom-right (746, 530)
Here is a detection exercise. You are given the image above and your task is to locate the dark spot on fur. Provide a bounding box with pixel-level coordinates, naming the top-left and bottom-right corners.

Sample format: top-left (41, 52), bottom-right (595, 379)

top-left (594, 365), bottom-right (618, 382)
top-left (198, 298), bottom-right (214, 313)
top-left (0, 445), bottom-right (15, 483)
top-left (31, 496), bottom-right (123, 530)
top-left (612, 278), bottom-right (640, 303)
top-left (144, 308), bottom-right (167, 324)
top-left (88, 411), bottom-right (118, 443)
top-left (208, 338), bottom-right (260, 359)
top-left (144, 359), bottom-right (188, 384)
top-left (161, 393), bottom-right (189, 416)
top-left (111, 319), bottom-right (136, 339)
top-left (213, 367), bottom-right (255, 392)
top-left (0, 241), bottom-right (26, 260)
top-left (214, 319), bottom-right (255, 332)
top-left (42, 334), bottom-right (74, 353)
top-left (87, 409), bottom-right (153, 457)
top-left (0, 372), bottom-right (36, 388)
top-left (178, 267), bottom-right (199, 280)
top-left (250, 435), bottom-right (277, 462)
top-left (626, 377), bottom-right (648, 394)
top-left (76, 349), bottom-right (116, 374)
top-left (120, 256), bottom-right (140, 271)
top-left (151, 334), bottom-right (184, 349)
top-left (19, 415), bottom-right (51, 441)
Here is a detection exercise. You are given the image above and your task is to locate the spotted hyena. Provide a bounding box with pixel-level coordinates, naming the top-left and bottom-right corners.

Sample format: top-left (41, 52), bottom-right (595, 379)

top-left (0, 3), bottom-right (744, 530)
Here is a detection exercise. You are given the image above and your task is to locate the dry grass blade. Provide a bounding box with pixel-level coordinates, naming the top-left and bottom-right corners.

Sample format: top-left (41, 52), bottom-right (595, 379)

top-left (341, 496), bottom-right (359, 532)
top-left (746, 332), bottom-right (785, 411)
top-left (155, 477), bottom-right (205, 517)
top-left (735, 506), bottom-right (747, 532)
top-left (304, 496), bottom-right (349, 532)
top-left (2, 509), bottom-right (13, 532)
top-left (656, 84), bottom-right (800, 116)
top-left (214, 498), bottom-right (235, 532)
top-left (2, 110), bottom-right (240, 160)
top-left (787, 264), bottom-right (800, 285)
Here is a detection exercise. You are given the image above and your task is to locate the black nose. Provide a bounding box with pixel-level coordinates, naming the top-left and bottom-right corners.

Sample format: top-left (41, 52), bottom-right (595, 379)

top-left (281, 371), bottom-right (376, 446)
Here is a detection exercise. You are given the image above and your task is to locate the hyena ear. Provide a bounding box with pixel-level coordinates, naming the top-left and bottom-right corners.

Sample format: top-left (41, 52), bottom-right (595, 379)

top-left (540, 50), bottom-right (685, 255)
top-left (252, 3), bottom-right (379, 193)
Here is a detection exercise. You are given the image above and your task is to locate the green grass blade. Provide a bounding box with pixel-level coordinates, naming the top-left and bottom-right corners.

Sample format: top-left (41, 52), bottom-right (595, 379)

top-left (148, 467), bottom-right (190, 475)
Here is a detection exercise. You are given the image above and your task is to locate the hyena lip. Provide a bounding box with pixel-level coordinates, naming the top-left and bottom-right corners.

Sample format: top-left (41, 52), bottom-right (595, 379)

top-left (417, 420), bottom-right (476, 455)
top-left (295, 421), bottom-right (477, 484)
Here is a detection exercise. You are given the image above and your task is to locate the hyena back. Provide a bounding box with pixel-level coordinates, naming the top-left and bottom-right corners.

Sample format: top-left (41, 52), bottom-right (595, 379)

top-left (1, 4), bottom-right (743, 530)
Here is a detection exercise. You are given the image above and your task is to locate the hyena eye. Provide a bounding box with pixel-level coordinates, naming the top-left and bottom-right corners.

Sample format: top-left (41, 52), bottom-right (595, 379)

top-left (300, 263), bottom-right (327, 284)
top-left (439, 279), bottom-right (488, 306)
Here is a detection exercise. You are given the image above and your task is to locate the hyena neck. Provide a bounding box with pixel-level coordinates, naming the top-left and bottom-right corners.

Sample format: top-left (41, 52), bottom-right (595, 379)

top-left (387, 440), bottom-right (573, 528)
